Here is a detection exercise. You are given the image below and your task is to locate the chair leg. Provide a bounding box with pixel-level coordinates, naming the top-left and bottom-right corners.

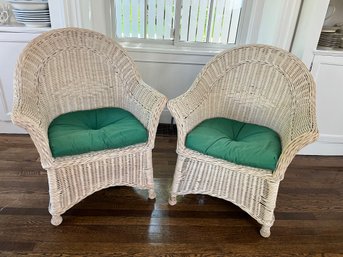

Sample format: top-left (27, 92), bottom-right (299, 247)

top-left (148, 189), bottom-right (156, 199)
top-left (169, 156), bottom-right (185, 206)
top-left (51, 215), bottom-right (63, 226)
top-left (260, 225), bottom-right (271, 238)
top-left (169, 194), bottom-right (177, 205)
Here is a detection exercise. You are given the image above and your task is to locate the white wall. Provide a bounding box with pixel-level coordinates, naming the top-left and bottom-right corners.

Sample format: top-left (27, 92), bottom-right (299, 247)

top-left (257, 0), bottom-right (282, 44)
top-left (257, 0), bottom-right (301, 50)
top-left (126, 49), bottom-right (214, 123)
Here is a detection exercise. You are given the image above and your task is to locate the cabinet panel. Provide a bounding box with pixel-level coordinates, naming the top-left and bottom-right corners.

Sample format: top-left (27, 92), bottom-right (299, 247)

top-left (0, 32), bottom-right (41, 133)
top-left (301, 54), bottom-right (343, 155)
top-left (312, 54), bottom-right (343, 137)
top-left (0, 41), bottom-right (28, 121)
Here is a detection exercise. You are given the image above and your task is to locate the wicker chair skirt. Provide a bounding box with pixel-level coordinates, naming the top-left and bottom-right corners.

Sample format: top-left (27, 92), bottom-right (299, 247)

top-left (47, 149), bottom-right (153, 216)
top-left (173, 154), bottom-right (280, 227)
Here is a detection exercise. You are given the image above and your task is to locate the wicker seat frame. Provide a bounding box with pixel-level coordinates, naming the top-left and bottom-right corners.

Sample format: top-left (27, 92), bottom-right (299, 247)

top-left (12, 28), bottom-right (167, 226)
top-left (167, 45), bottom-right (318, 237)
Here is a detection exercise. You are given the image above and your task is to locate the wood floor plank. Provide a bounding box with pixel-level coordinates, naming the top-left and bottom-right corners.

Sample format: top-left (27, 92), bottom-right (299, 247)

top-left (0, 134), bottom-right (342, 256)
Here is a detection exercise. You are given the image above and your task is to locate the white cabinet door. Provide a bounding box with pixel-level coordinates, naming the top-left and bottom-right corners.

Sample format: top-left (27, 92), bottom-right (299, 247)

top-left (0, 32), bottom-right (41, 133)
top-left (301, 53), bottom-right (343, 155)
top-left (0, 42), bottom-right (28, 121)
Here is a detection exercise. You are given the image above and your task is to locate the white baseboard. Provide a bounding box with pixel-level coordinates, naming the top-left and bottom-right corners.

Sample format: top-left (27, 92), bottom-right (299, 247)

top-left (159, 108), bottom-right (172, 124)
top-left (299, 141), bottom-right (343, 155)
top-left (0, 121), bottom-right (26, 134)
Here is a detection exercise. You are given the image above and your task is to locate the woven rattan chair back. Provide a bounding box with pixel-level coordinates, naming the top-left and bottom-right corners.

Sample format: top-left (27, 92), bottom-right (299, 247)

top-left (177, 45), bottom-right (316, 150)
top-left (13, 28), bottom-right (146, 127)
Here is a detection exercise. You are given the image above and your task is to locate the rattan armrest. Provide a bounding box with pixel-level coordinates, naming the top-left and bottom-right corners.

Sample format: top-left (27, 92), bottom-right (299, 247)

top-left (126, 80), bottom-right (167, 147)
top-left (168, 91), bottom-right (211, 152)
top-left (11, 113), bottom-right (54, 168)
top-left (273, 131), bottom-right (319, 180)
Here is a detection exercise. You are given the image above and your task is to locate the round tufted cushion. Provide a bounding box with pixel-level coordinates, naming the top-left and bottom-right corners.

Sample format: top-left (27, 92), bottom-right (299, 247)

top-left (185, 118), bottom-right (282, 170)
top-left (48, 107), bottom-right (148, 158)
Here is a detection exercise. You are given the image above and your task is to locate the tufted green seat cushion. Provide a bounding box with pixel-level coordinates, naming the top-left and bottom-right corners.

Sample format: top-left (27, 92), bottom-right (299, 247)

top-left (48, 107), bottom-right (148, 158)
top-left (185, 118), bottom-right (282, 171)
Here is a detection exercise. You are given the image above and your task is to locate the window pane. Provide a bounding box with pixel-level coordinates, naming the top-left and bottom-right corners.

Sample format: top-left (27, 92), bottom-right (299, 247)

top-left (210, 0), bottom-right (243, 44)
top-left (179, 0), bottom-right (243, 44)
top-left (114, 0), bottom-right (244, 44)
top-left (115, 0), bottom-right (145, 38)
top-left (179, 0), bottom-right (211, 43)
top-left (115, 0), bottom-right (175, 40)
top-left (227, 0), bottom-right (243, 43)
top-left (147, 0), bottom-right (176, 39)
top-left (164, 0), bottom-right (175, 39)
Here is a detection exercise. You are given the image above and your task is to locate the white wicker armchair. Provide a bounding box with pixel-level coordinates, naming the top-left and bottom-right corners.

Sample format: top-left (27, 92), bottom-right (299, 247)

top-left (168, 45), bottom-right (318, 237)
top-left (11, 28), bottom-right (167, 226)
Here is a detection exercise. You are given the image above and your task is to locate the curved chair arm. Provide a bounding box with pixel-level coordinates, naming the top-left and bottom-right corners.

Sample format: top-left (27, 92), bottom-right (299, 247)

top-left (11, 59), bottom-right (55, 168)
top-left (273, 80), bottom-right (318, 181)
top-left (168, 88), bottom-right (211, 152)
top-left (12, 111), bottom-right (54, 169)
top-left (126, 80), bottom-right (168, 148)
top-left (273, 130), bottom-right (319, 181)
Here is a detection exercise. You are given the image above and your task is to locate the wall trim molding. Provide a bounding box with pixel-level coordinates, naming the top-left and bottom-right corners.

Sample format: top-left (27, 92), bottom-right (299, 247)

top-left (160, 109), bottom-right (172, 124)
top-left (0, 79), bottom-right (9, 121)
top-left (243, 0), bottom-right (265, 44)
top-left (48, 0), bottom-right (66, 28)
top-left (133, 59), bottom-right (207, 66)
top-left (291, 0), bottom-right (330, 68)
top-left (0, 121), bottom-right (26, 134)
top-left (300, 141), bottom-right (343, 155)
top-left (64, 0), bottom-right (82, 27)
top-left (127, 49), bottom-right (214, 66)
top-left (257, 0), bottom-right (302, 50)
top-left (275, 0), bottom-right (302, 50)
top-left (318, 134), bottom-right (343, 144)
top-left (49, 0), bottom-right (83, 28)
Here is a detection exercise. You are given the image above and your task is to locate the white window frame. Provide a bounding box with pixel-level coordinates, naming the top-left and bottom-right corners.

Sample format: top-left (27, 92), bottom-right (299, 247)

top-left (51, 0), bottom-right (307, 53)
top-left (110, 0), bottom-right (255, 50)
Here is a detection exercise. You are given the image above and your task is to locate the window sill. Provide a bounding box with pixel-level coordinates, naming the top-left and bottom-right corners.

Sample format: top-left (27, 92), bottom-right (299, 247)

top-left (119, 41), bottom-right (231, 57)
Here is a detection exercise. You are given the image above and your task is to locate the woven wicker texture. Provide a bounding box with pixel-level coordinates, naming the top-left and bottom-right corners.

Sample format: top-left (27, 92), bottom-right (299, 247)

top-left (167, 44), bottom-right (318, 237)
top-left (12, 28), bottom-right (167, 226)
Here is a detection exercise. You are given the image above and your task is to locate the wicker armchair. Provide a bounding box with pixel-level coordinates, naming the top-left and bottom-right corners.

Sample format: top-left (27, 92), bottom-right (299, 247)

top-left (11, 28), bottom-right (167, 226)
top-left (168, 44), bottom-right (318, 237)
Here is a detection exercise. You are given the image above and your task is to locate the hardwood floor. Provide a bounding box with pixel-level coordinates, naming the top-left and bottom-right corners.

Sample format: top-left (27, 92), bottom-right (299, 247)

top-left (0, 134), bottom-right (342, 256)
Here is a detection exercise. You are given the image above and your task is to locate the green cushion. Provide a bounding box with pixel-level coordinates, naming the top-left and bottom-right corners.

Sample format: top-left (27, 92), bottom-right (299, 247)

top-left (185, 118), bottom-right (282, 170)
top-left (48, 107), bottom-right (148, 158)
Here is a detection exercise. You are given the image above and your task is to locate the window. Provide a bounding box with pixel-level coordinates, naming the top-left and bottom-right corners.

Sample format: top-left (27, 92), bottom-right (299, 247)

top-left (114, 0), bottom-right (245, 46)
